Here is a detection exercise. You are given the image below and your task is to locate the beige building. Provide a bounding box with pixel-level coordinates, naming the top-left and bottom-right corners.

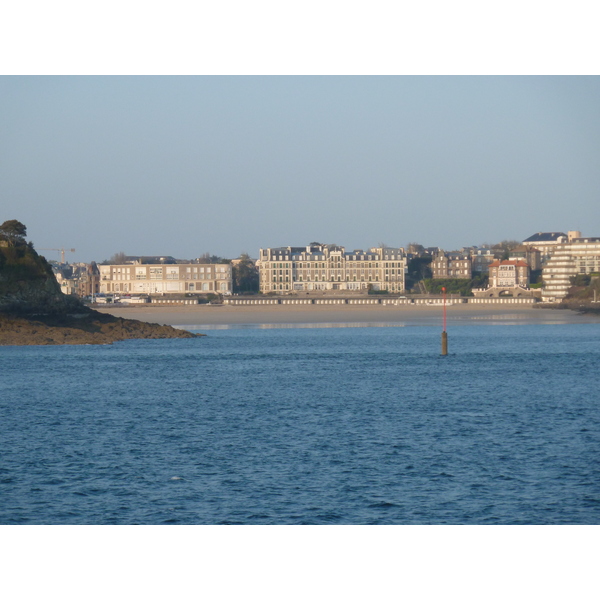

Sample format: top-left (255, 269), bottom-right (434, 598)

top-left (542, 236), bottom-right (600, 301)
top-left (472, 259), bottom-right (535, 298)
top-left (488, 260), bottom-right (530, 288)
top-left (99, 263), bottom-right (232, 295)
top-left (258, 243), bottom-right (406, 294)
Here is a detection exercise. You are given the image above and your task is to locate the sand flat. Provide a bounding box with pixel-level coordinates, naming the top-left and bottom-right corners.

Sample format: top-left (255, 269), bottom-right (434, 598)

top-left (94, 303), bottom-right (598, 328)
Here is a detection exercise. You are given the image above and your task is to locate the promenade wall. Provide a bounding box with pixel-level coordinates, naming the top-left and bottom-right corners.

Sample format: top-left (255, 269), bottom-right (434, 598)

top-left (102, 296), bottom-right (539, 307)
top-left (224, 297), bottom-right (538, 306)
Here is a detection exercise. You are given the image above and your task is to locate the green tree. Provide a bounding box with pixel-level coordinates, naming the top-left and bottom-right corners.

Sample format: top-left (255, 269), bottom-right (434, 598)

top-left (405, 255), bottom-right (432, 289)
top-left (197, 252), bottom-right (230, 264)
top-left (233, 253), bottom-right (259, 294)
top-left (0, 220), bottom-right (27, 245)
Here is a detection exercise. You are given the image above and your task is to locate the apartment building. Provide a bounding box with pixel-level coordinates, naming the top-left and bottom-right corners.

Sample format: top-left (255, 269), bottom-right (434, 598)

top-left (99, 263), bottom-right (232, 295)
top-left (258, 243), bottom-right (406, 294)
top-left (430, 252), bottom-right (472, 279)
top-left (522, 231), bottom-right (580, 265)
top-left (542, 236), bottom-right (600, 301)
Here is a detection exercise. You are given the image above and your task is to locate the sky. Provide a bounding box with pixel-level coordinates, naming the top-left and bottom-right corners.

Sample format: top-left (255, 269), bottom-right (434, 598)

top-left (1, 75), bottom-right (600, 264)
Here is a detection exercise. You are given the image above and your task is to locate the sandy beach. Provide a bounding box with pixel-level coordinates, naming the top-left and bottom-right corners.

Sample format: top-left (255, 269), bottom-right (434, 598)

top-left (95, 303), bottom-right (600, 329)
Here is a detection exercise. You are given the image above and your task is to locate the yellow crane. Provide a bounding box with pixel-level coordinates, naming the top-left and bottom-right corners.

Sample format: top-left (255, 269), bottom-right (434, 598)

top-left (40, 247), bottom-right (75, 264)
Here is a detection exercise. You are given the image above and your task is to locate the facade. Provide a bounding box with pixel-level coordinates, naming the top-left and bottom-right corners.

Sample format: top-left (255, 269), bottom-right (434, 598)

top-left (472, 259), bottom-right (534, 298)
top-left (99, 263), bottom-right (232, 295)
top-left (469, 247), bottom-right (497, 274)
top-left (488, 260), bottom-right (530, 288)
top-left (430, 252), bottom-right (472, 279)
top-left (258, 243), bottom-right (406, 294)
top-left (509, 246), bottom-right (541, 271)
top-left (53, 263), bottom-right (100, 298)
top-left (542, 236), bottom-right (600, 301)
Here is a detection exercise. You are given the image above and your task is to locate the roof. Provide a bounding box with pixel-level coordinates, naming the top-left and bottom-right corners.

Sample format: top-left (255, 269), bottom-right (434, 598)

top-left (489, 260), bottom-right (529, 268)
top-left (510, 245), bottom-right (540, 253)
top-left (522, 232), bottom-right (567, 243)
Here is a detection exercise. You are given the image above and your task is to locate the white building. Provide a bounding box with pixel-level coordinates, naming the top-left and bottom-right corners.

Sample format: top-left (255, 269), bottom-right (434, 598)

top-left (99, 263), bottom-right (232, 295)
top-left (542, 236), bottom-right (600, 301)
top-left (259, 243), bottom-right (406, 294)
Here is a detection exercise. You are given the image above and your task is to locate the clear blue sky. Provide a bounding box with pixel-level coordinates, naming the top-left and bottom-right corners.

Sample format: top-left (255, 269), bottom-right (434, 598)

top-left (2, 76), bottom-right (599, 263)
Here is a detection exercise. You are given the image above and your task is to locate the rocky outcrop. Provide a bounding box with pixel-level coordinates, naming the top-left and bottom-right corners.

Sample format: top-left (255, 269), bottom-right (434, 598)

top-left (0, 310), bottom-right (202, 345)
top-left (0, 228), bottom-right (204, 344)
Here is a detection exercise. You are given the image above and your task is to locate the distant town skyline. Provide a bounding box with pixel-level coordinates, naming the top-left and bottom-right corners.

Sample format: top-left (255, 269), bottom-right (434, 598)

top-left (2, 76), bottom-right (599, 264)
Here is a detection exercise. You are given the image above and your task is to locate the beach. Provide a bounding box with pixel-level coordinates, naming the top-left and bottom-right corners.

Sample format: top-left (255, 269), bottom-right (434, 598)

top-left (95, 302), bottom-right (599, 328)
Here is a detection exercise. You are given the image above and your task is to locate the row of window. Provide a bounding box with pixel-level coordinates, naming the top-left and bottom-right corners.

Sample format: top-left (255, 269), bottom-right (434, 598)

top-left (264, 261), bottom-right (403, 269)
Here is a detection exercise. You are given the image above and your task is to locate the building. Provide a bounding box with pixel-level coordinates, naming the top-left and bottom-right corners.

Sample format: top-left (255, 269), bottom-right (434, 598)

top-left (508, 246), bottom-right (541, 271)
top-left (53, 263), bottom-right (100, 298)
top-left (258, 243), bottom-right (406, 294)
top-left (98, 262), bottom-right (232, 295)
top-left (468, 247), bottom-right (497, 274)
top-left (489, 260), bottom-right (530, 288)
top-left (430, 252), bottom-right (472, 279)
top-left (471, 259), bottom-right (534, 298)
top-left (522, 231), bottom-right (580, 265)
top-left (542, 236), bottom-right (600, 301)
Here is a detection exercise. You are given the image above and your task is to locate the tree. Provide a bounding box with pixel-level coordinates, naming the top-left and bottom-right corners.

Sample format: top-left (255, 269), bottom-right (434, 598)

top-left (405, 255), bottom-right (432, 289)
top-left (233, 253), bottom-right (259, 294)
top-left (197, 252), bottom-right (229, 264)
top-left (109, 251), bottom-right (127, 264)
top-left (0, 220), bottom-right (27, 245)
top-left (492, 239), bottom-right (521, 260)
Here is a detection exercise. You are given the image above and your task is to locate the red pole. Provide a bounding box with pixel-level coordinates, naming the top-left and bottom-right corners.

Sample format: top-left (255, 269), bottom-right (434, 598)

top-left (442, 286), bottom-right (447, 332)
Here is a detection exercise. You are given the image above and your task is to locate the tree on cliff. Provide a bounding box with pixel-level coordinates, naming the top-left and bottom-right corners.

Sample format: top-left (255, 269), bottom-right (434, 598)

top-left (0, 220), bottom-right (27, 245)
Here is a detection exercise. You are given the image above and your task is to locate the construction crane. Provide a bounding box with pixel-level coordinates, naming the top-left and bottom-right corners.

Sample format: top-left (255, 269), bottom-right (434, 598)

top-left (40, 247), bottom-right (76, 264)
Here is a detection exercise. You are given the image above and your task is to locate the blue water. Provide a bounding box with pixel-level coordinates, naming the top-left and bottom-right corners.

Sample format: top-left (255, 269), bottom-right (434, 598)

top-left (1, 323), bottom-right (599, 524)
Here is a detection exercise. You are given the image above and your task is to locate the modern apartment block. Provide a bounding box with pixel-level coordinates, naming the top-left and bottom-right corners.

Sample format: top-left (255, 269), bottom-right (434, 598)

top-left (258, 243), bottom-right (406, 294)
top-left (430, 252), bottom-right (472, 279)
top-left (98, 263), bottom-right (232, 295)
top-left (542, 236), bottom-right (600, 301)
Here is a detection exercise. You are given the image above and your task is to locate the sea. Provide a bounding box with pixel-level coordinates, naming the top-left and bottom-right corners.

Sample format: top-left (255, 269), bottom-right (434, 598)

top-left (1, 319), bottom-right (599, 525)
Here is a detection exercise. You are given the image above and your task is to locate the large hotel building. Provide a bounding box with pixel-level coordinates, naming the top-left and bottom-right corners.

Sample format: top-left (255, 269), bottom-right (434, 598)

top-left (259, 243), bottom-right (406, 294)
top-left (98, 263), bottom-right (232, 295)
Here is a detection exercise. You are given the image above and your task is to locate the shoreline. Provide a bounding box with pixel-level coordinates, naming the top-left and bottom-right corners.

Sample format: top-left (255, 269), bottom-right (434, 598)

top-left (94, 303), bottom-right (600, 328)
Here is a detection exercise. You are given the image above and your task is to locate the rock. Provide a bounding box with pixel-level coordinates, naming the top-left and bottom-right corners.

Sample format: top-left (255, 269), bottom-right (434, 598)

top-left (0, 310), bottom-right (203, 345)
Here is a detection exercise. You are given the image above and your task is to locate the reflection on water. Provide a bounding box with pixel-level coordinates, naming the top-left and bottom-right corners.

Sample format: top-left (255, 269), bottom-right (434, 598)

top-left (177, 314), bottom-right (598, 330)
top-left (180, 322), bottom-right (410, 330)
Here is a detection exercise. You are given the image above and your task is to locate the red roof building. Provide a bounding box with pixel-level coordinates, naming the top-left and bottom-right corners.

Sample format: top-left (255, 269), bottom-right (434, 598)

top-left (488, 260), bottom-right (530, 288)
